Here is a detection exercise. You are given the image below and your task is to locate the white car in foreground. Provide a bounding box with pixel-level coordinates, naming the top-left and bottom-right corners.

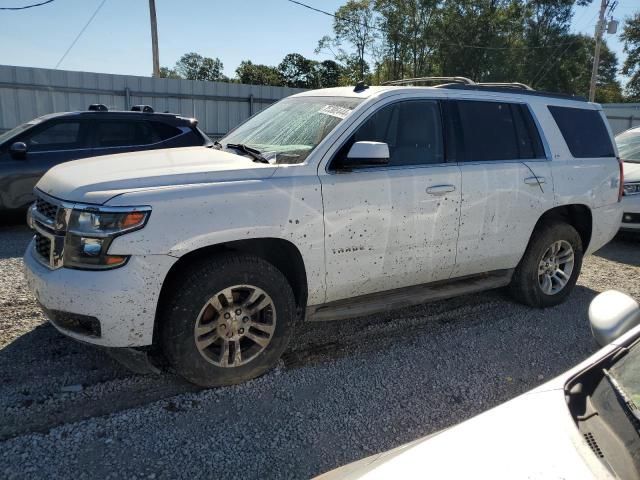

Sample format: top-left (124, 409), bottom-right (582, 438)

top-left (318, 290), bottom-right (640, 480)
top-left (617, 126), bottom-right (640, 232)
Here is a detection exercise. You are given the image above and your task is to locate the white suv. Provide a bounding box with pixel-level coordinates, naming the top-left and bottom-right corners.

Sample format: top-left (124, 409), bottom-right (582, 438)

top-left (24, 78), bottom-right (623, 387)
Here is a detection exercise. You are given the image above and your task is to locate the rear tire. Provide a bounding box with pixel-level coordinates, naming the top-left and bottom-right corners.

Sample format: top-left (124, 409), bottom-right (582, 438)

top-left (160, 253), bottom-right (296, 387)
top-left (509, 221), bottom-right (583, 308)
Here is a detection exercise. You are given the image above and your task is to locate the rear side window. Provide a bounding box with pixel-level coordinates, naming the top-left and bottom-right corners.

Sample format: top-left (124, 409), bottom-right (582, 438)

top-left (548, 106), bottom-right (615, 158)
top-left (456, 101), bottom-right (518, 161)
top-left (94, 121), bottom-right (157, 148)
top-left (334, 100), bottom-right (444, 167)
top-left (150, 122), bottom-right (182, 141)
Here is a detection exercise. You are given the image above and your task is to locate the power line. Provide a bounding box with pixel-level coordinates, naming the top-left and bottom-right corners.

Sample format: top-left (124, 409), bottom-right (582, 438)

top-left (54, 0), bottom-right (107, 69)
top-left (0, 0), bottom-right (54, 10)
top-left (286, 0), bottom-right (589, 51)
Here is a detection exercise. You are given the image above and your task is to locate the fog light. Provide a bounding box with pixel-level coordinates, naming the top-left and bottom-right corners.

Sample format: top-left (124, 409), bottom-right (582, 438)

top-left (81, 238), bottom-right (103, 256)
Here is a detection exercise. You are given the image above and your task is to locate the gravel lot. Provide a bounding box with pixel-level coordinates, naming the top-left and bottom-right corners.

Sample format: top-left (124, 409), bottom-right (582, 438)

top-left (1, 222), bottom-right (638, 479)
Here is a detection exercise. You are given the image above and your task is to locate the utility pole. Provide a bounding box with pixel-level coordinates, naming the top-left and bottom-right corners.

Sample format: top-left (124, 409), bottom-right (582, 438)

top-left (589, 0), bottom-right (618, 102)
top-left (588, 0), bottom-right (607, 102)
top-left (149, 0), bottom-right (160, 78)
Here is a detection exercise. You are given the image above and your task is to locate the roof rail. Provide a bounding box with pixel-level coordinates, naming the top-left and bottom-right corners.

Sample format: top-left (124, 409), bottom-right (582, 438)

top-left (476, 82), bottom-right (534, 91)
top-left (131, 105), bottom-right (154, 113)
top-left (88, 104), bottom-right (108, 112)
top-left (381, 76), bottom-right (475, 86)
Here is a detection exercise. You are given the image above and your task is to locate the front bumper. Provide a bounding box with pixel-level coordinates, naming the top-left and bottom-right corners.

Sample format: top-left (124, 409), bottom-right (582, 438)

top-left (23, 240), bottom-right (177, 347)
top-left (620, 193), bottom-right (640, 231)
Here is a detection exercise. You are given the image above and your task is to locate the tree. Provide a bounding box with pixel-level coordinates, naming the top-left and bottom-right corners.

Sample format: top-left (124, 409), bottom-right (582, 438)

top-left (174, 52), bottom-right (226, 81)
top-left (316, 60), bottom-right (345, 87)
top-left (621, 11), bottom-right (640, 100)
top-left (278, 53), bottom-right (315, 88)
top-left (236, 60), bottom-right (284, 86)
top-left (159, 66), bottom-right (182, 79)
top-left (317, 0), bottom-right (378, 81)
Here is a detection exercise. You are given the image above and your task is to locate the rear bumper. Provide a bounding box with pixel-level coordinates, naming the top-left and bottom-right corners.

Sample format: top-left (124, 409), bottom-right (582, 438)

top-left (23, 240), bottom-right (177, 347)
top-left (588, 203), bottom-right (623, 254)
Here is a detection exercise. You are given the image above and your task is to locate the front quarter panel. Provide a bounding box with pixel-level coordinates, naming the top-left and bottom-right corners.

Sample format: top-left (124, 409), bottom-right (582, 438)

top-left (105, 169), bottom-right (326, 305)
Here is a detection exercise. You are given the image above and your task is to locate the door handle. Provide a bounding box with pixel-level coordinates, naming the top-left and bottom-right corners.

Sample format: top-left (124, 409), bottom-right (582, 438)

top-left (426, 184), bottom-right (456, 195)
top-left (524, 176), bottom-right (546, 185)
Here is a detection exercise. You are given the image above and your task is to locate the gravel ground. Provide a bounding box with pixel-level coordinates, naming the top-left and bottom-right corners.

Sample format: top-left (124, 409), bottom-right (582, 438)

top-left (0, 222), bottom-right (638, 479)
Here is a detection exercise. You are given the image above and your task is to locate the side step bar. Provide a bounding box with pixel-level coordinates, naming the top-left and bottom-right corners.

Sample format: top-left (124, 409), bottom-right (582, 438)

top-left (305, 269), bottom-right (513, 322)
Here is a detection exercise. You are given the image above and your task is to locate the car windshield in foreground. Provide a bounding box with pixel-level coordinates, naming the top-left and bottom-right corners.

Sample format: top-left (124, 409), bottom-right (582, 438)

top-left (220, 96), bottom-right (363, 164)
top-left (610, 341), bottom-right (640, 418)
top-left (616, 129), bottom-right (640, 163)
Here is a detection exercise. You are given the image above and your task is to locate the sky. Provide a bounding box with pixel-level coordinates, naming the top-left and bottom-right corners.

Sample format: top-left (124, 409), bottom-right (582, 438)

top-left (0, 0), bottom-right (637, 83)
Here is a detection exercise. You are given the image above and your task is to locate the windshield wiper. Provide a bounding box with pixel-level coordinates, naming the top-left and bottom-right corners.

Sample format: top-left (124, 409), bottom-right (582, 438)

top-left (210, 140), bottom-right (223, 150)
top-left (225, 143), bottom-right (270, 164)
top-left (603, 369), bottom-right (640, 425)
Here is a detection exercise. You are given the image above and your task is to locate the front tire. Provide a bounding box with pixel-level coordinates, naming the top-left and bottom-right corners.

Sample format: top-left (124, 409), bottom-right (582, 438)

top-left (160, 254), bottom-right (296, 387)
top-left (509, 221), bottom-right (583, 308)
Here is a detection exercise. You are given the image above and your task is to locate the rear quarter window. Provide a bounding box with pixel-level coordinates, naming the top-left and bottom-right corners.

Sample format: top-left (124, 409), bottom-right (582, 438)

top-left (548, 106), bottom-right (615, 158)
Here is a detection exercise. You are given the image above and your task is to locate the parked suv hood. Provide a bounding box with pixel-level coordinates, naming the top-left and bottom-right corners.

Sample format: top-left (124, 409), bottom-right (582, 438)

top-left (36, 147), bottom-right (277, 204)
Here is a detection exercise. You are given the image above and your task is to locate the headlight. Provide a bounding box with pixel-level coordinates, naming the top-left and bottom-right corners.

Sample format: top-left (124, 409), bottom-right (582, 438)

top-left (623, 183), bottom-right (640, 196)
top-left (64, 206), bottom-right (151, 270)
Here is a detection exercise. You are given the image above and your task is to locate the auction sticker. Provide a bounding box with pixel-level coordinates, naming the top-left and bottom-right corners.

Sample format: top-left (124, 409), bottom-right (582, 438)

top-left (318, 105), bottom-right (352, 119)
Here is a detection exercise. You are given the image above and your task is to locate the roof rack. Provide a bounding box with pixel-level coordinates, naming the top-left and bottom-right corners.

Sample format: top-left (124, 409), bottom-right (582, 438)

top-left (88, 104), bottom-right (108, 111)
top-left (476, 82), bottom-right (534, 91)
top-left (435, 83), bottom-right (586, 101)
top-left (381, 76), bottom-right (475, 86)
top-left (131, 105), bottom-right (154, 113)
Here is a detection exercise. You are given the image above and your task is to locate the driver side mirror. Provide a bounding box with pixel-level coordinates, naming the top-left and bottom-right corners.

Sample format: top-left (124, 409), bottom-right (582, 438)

top-left (339, 141), bottom-right (389, 170)
top-left (9, 142), bottom-right (28, 160)
top-left (589, 290), bottom-right (640, 346)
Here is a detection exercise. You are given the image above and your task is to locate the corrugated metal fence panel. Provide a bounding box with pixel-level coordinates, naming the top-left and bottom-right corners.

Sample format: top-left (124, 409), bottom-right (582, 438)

top-left (602, 104), bottom-right (640, 135)
top-left (0, 64), bottom-right (305, 137)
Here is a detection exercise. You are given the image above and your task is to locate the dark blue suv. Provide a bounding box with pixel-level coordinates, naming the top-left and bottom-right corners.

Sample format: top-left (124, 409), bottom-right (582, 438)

top-left (0, 105), bottom-right (211, 211)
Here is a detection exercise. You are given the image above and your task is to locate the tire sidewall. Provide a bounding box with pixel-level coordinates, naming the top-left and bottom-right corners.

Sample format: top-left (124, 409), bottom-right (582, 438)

top-left (161, 255), bottom-right (296, 387)
top-left (521, 223), bottom-right (583, 308)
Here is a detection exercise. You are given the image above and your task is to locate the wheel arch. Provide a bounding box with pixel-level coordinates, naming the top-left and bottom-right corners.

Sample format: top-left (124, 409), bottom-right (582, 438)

top-left (154, 237), bottom-right (308, 344)
top-left (534, 204), bottom-right (593, 252)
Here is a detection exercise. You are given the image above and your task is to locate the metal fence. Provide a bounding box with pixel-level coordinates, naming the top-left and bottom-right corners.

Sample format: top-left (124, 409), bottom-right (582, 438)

top-left (0, 64), bottom-right (638, 139)
top-left (0, 65), bottom-right (305, 138)
top-left (601, 104), bottom-right (640, 135)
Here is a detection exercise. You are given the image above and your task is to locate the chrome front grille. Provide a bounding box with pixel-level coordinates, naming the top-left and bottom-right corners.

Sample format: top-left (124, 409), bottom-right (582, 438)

top-left (34, 232), bottom-right (52, 260)
top-left (35, 197), bottom-right (58, 222)
top-left (29, 192), bottom-right (70, 270)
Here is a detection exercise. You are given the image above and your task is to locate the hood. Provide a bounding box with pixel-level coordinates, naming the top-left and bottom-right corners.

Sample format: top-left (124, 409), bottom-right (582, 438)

top-left (624, 161), bottom-right (640, 183)
top-left (317, 389), bottom-right (611, 480)
top-left (315, 326), bottom-right (640, 480)
top-left (36, 146), bottom-right (277, 204)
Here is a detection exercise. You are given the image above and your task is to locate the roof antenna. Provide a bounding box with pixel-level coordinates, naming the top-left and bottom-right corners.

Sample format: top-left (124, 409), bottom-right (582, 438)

top-left (354, 80), bottom-right (369, 93)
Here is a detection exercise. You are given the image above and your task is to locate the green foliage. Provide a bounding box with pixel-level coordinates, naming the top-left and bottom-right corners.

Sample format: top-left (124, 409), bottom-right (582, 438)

top-left (316, 0), bottom-right (378, 81)
top-left (169, 52), bottom-right (226, 82)
top-left (622, 12), bottom-right (640, 100)
top-left (158, 66), bottom-right (181, 79)
top-left (236, 61), bottom-right (284, 86)
top-left (317, 0), bottom-right (629, 100)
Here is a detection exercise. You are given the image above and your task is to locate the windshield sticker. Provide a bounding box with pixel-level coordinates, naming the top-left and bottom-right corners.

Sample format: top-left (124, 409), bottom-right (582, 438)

top-left (318, 105), bottom-right (352, 119)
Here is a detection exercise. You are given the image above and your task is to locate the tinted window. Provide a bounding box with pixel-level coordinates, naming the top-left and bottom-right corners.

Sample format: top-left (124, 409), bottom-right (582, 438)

top-left (337, 100), bottom-right (444, 167)
top-left (151, 122), bottom-right (182, 141)
top-left (94, 121), bottom-right (157, 148)
top-left (24, 121), bottom-right (85, 152)
top-left (455, 101), bottom-right (519, 161)
top-left (548, 106), bottom-right (615, 158)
